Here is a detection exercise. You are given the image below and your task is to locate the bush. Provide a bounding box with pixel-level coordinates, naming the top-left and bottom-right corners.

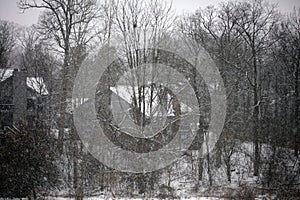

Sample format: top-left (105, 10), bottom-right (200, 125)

top-left (0, 123), bottom-right (60, 198)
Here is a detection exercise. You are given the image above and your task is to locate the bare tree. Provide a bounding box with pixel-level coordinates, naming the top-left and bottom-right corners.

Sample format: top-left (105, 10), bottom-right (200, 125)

top-left (97, 0), bottom-right (177, 193)
top-left (233, 0), bottom-right (278, 176)
top-left (19, 0), bottom-right (100, 153)
top-left (271, 8), bottom-right (300, 158)
top-left (18, 1), bottom-right (101, 199)
top-left (0, 20), bottom-right (16, 70)
top-left (179, 2), bottom-right (244, 185)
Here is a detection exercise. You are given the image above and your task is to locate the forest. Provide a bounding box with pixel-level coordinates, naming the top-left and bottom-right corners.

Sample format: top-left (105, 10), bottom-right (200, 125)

top-left (0, 0), bottom-right (299, 199)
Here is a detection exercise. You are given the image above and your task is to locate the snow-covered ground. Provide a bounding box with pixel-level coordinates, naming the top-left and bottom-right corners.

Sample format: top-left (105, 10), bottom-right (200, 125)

top-left (0, 196), bottom-right (277, 200)
top-left (1, 142), bottom-right (298, 199)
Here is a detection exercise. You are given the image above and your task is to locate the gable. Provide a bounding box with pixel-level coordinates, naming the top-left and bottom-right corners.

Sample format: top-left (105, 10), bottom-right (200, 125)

top-left (0, 69), bottom-right (48, 96)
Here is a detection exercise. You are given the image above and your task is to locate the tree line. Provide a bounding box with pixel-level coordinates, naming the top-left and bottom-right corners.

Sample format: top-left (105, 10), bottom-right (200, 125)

top-left (0, 0), bottom-right (299, 199)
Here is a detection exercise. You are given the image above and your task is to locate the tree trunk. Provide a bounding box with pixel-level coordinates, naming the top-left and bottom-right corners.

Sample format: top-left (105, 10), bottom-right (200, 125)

top-left (294, 49), bottom-right (300, 158)
top-left (215, 144), bottom-right (222, 168)
top-left (207, 151), bottom-right (212, 186)
top-left (198, 154), bottom-right (204, 182)
top-left (205, 132), bottom-right (212, 186)
top-left (253, 49), bottom-right (260, 176)
top-left (58, 46), bottom-right (70, 154)
top-left (226, 160), bottom-right (231, 183)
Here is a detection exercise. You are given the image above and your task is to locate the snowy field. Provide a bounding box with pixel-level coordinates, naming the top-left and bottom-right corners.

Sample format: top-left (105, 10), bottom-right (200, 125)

top-left (0, 142), bottom-right (298, 199)
top-left (0, 198), bottom-right (269, 200)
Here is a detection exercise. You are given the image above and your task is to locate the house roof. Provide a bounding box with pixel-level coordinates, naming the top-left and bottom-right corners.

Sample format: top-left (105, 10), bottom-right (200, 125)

top-left (0, 69), bottom-right (48, 95)
top-left (110, 85), bottom-right (192, 117)
top-left (0, 69), bottom-right (13, 82)
top-left (26, 77), bottom-right (49, 95)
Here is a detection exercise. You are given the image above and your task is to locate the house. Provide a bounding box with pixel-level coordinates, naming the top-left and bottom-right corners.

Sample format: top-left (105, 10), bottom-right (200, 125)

top-left (0, 68), bottom-right (49, 132)
top-left (72, 84), bottom-right (204, 150)
top-left (110, 85), bottom-right (204, 150)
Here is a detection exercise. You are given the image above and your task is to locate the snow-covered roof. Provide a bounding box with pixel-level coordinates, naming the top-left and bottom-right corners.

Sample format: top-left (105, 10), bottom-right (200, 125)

top-left (0, 69), bottom-right (48, 95)
top-left (0, 69), bottom-right (13, 82)
top-left (110, 85), bottom-right (192, 117)
top-left (26, 77), bottom-right (48, 95)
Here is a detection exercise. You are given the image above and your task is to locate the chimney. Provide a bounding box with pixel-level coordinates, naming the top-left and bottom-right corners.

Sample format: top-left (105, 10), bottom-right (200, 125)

top-left (12, 69), bottom-right (27, 126)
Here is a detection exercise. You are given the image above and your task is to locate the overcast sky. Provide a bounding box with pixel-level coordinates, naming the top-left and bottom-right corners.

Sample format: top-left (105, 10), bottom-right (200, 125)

top-left (0, 0), bottom-right (299, 26)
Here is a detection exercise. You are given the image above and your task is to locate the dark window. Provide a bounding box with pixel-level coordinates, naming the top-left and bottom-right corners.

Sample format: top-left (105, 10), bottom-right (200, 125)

top-left (0, 96), bottom-right (13, 129)
top-left (27, 98), bottom-right (35, 111)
